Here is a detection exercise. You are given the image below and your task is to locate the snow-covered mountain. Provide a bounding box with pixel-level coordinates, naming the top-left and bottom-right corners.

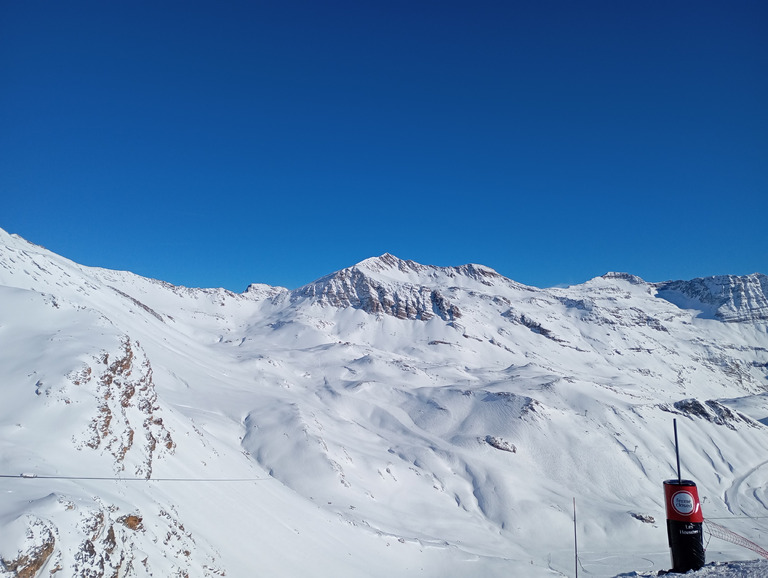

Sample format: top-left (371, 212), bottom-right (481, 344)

top-left (1, 227), bottom-right (767, 577)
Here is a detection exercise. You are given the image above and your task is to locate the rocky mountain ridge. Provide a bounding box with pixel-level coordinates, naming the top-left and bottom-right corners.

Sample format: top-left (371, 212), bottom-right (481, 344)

top-left (655, 273), bottom-right (768, 323)
top-left (296, 253), bottom-right (768, 329)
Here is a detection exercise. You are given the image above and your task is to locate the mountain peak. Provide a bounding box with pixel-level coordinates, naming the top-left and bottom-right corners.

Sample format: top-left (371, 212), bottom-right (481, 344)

top-left (353, 253), bottom-right (502, 286)
top-left (244, 282), bottom-right (289, 300)
top-left (601, 271), bottom-right (647, 285)
top-left (295, 254), bottom-right (504, 321)
top-left (354, 253), bottom-right (429, 276)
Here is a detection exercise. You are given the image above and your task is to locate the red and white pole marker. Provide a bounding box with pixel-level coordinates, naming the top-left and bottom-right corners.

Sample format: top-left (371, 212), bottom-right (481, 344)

top-left (663, 419), bottom-right (705, 572)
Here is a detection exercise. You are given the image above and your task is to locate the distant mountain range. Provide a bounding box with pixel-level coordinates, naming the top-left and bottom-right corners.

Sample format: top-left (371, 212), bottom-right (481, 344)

top-left (1, 227), bottom-right (767, 577)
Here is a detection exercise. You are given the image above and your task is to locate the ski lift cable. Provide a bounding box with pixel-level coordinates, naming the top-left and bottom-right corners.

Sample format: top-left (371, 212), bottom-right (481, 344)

top-left (0, 473), bottom-right (270, 482)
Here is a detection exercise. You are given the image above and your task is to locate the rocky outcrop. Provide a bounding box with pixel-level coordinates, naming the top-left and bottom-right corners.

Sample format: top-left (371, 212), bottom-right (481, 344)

top-left (72, 338), bottom-right (175, 478)
top-left (661, 398), bottom-right (755, 430)
top-left (0, 517), bottom-right (56, 578)
top-left (502, 309), bottom-right (565, 342)
top-left (485, 435), bottom-right (517, 453)
top-left (1, 499), bottom-right (225, 578)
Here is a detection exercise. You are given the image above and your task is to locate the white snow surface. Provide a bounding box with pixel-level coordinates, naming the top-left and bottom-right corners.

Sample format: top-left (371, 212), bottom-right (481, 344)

top-left (1, 227), bottom-right (768, 577)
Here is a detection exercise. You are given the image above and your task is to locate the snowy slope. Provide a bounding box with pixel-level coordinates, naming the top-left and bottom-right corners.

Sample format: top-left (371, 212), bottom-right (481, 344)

top-left (1, 227), bottom-right (768, 577)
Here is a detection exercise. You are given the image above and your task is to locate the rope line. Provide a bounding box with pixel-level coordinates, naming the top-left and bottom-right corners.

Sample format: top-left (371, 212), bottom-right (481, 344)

top-left (704, 516), bottom-right (768, 520)
top-left (704, 519), bottom-right (768, 560)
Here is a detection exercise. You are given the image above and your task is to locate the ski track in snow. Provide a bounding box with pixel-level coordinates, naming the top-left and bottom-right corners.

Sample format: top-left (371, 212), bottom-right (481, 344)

top-left (723, 458), bottom-right (768, 536)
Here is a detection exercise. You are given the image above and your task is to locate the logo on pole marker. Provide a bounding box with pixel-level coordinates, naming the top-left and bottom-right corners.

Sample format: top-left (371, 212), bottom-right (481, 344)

top-left (671, 491), bottom-right (696, 516)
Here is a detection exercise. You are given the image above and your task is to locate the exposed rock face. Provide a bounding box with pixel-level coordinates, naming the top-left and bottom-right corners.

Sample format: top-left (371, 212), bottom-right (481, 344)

top-left (73, 337), bottom-right (175, 478)
top-left (294, 254), bottom-right (468, 321)
top-left (0, 517), bottom-right (55, 578)
top-left (655, 273), bottom-right (768, 323)
top-left (0, 500), bottom-right (223, 578)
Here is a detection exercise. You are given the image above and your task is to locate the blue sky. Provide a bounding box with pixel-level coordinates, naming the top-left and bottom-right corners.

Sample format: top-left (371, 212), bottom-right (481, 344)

top-left (2, 1), bottom-right (766, 291)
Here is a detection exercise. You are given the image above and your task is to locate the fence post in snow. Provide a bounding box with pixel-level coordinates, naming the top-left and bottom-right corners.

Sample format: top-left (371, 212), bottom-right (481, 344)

top-left (573, 497), bottom-right (578, 578)
top-left (663, 419), bottom-right (705, 572)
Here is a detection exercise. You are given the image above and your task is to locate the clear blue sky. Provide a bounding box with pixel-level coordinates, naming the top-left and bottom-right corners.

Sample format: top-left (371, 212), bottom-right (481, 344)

top-left (2, 1), bottom-right (766, 291)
